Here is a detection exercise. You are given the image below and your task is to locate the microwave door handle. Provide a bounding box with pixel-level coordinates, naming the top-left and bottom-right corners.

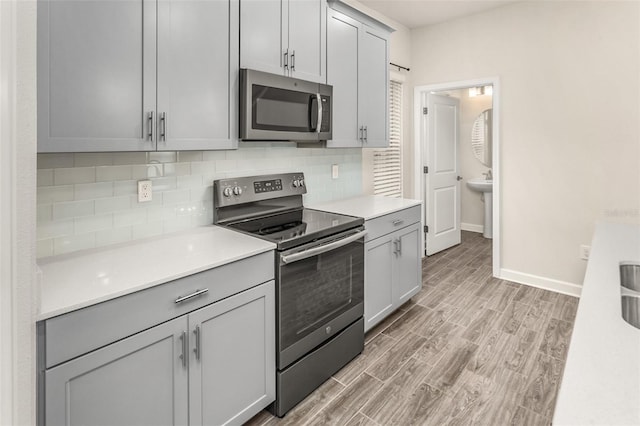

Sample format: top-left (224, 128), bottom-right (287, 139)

top-left (309, 95), bottom-right (319, 132)
top-left (316, 93), bottom-right (322, 133)
top-left (281, 230), bottom-right (367, 264)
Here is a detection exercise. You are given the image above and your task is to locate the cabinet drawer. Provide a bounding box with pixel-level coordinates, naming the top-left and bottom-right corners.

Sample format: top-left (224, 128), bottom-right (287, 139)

top-left (44, 251), bottom-right (274, 368)
top-left (364, 205), bottom-right (421, 241)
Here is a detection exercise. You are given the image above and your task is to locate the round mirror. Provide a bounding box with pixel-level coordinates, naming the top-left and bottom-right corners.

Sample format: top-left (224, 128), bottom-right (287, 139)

top-left (471, 109), bottom-right (492, 167)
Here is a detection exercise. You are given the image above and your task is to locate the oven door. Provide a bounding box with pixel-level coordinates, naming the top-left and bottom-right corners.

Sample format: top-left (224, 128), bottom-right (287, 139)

top-left (277, 228), bottom-right (366, 369)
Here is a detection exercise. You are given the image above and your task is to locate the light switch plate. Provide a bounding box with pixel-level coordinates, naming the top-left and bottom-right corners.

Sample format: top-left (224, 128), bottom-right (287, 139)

top-left (138, 180), bottom-right (152, 202)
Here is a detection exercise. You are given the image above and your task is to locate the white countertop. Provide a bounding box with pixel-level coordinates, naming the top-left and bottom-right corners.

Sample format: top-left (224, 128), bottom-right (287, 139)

top-left (37, 226), bottom-right (275, 321)
top-left (311, 195), bottom-right (422, 220)
top-left (553, 222), bottom-right (640, 425)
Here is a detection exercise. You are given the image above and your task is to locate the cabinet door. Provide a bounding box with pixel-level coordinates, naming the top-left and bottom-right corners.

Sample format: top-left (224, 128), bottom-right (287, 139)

top-left (395, 223), bottom-right (422, 306)
top-left (45, 317), bottom-right (188, 426)
top-left (288, 0), bottom-right (326, 83)
top-left (326, 9), bottom-right (361, 148)
top-left (240, 0), bottom-right (286, 76)
top-left (188, 281), bottom-right (275, 426)
top-left (38, 0), bottom-right (156, 152)
top-left (359, 25), bottom-right (389, 148)
top-left (364, 235), bottom-right (395, 332)
top-left (157, 0), bottom-right (239, 151)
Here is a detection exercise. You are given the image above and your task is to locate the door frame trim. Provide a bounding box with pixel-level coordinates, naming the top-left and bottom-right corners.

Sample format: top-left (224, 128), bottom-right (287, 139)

top-left (412, 77), bottom-right (501, 277)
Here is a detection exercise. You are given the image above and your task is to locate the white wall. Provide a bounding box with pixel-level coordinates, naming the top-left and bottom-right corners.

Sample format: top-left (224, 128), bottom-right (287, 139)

top-left (410, 1), bottom-right (640, 288)
top-left (1, 1), bottom-right (37, 424)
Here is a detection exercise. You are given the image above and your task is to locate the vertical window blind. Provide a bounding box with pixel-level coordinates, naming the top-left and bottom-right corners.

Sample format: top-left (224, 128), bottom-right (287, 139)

top-left (373, 79), bottom-right (403, 197)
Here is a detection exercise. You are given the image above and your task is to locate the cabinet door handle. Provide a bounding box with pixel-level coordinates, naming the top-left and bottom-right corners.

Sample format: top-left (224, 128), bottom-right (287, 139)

top-left (193, 325), bottom-right (201, 361)
top-left (160, 112), bottom-right (167, 141)
top-left (179, 331), bottom-right (187, 368)
top-left (393, 239), bottom-right (399, 256)
top-left (147, 111), bottom-right (154, 141)
top-left (174, 288), bottom-right (209, 304)
top-left (364, 126), bottom-right (368, 142)
top-left (284, 49), bottom-right (289, 70)
top-left (398, 237), bottom-right (402, 255)
top-left (359, 126), bottom-right (363, 142)
top-left (291, 50), bottom-right (296, 71)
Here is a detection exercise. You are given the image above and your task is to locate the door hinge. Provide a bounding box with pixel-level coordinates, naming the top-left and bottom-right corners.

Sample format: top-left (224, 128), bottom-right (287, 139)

top-left (423, 107), bottom-right (428, 115)
top-left (423, 166), bottom-right (428, 174)
top-left (424, 225), bottom-right (429, 233)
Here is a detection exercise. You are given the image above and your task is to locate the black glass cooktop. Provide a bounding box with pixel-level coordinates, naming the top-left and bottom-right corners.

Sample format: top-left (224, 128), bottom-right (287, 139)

top-left (226, 208), bottom-right (363, 250)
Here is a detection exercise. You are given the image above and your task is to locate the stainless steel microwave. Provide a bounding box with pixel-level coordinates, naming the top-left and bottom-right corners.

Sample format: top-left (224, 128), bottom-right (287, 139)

top-left (240, 69), bottom-right (332, 142)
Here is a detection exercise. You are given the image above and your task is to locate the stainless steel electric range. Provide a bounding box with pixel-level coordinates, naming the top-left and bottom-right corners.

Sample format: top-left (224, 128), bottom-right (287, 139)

top-left (213, 173), bottom-right (365, 417)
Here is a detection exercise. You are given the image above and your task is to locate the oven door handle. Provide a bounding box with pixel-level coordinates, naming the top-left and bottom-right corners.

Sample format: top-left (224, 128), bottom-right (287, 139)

top-left (281, 230), bottom-right (368, 264)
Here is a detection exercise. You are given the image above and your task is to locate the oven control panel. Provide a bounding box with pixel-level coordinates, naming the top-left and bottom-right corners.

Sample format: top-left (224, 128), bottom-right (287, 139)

top-left (214, 172), bottom-right (307, 208)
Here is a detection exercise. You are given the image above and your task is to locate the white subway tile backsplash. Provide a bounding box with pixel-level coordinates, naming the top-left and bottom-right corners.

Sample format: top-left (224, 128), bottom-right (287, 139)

top-left (54, 167), bottom-right (96, 185)
top-left (52, 200), bottom-right (94, 220)
top-left (38, 153), bottom-right (74, 169)
top-left (37, 204), bottom-right (52, 223)
top-left (95, 226), bottom-right (132, 246)
top-left (74, 182), bottom-right (114, 200)
top-left (37, 148), bottom-right (362, 257)
top-left (177, 151), bottom-right (204, 162)
top-left (54, 233), bottom-right (96, 255)
top-left (38, 219), bottom-right (74, 240)
top-left (95, 195), bottom-right (132, 214)
top-left (37, 240), bottom-right (54, 258)
top-left (114, 209), bottom-right (147, 227)
top-left (74, 153), bottom-right (114, 167)
top-left (163, 189), bottom-right (191, 206)
top-left (112, 152), bottom-right (148, 165)
top-left (148, 152), bottom-right (177, 163)
top-left (75, 214), bottom-right (113, 234)
top-left (164, 163), bottom-right (191, 177)
top-left (96, 165), bottom-right (133, 182)
top-left (37, 169), bottom-right (54, 186)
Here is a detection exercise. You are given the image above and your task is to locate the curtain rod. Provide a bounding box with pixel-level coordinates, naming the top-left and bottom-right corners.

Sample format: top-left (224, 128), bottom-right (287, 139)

top-left (389, 62), bottom-right (410, 72)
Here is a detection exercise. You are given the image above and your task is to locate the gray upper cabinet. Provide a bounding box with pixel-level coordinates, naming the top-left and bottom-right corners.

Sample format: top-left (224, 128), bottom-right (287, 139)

top-left (326, 6), bottom-right (390, 148)
top-left (38, 0), bottom-right (238, 153)
top-left (38, 0), bottom-right (157, 152)
top-left (241, 0), bottom-right (326, 83)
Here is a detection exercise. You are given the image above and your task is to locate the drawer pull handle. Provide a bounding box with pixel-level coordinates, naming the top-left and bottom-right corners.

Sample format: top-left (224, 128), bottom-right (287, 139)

top-left (392, 219), bottom-right (404, 226)
top-left (175, 288), bottom-right (209, 304)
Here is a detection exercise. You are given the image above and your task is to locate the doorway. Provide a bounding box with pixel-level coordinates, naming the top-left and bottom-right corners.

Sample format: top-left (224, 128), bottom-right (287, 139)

top-left (413, 78), bottom-right (501, 276)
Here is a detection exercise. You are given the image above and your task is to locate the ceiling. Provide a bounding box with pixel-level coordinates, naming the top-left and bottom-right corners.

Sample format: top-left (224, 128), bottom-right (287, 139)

top-left (357, 0), bottom-right (520, 29)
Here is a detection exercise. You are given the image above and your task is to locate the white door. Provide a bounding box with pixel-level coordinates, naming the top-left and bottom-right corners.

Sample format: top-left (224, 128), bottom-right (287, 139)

top-left (425, 94), bottom-right (461, 255)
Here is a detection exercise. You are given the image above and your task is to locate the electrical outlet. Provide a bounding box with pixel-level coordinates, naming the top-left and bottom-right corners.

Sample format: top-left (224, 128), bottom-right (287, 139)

top-left (138, 180), bottom-right (152, 202)
top-left (580, 245), bottom-right (591, 260)
top-left (332, 164), bottom-right (339, 179)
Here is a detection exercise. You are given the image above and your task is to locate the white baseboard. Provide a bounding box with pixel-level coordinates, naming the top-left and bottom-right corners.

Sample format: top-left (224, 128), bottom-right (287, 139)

top-left (461, 223), bottom-right (484, 233)
top-left (498, 269), bottom-right (582, 297)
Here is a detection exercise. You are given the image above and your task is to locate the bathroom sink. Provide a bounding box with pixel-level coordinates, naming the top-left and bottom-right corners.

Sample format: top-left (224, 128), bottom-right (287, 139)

top-left (465, 178), bottom-right (493, 239)
top-left (466, 178), bottom-right (493, 193)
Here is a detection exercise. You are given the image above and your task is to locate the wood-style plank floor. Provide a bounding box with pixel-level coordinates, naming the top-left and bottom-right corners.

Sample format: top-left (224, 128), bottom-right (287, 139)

top-left (246, 231), bottom-right (579, 426)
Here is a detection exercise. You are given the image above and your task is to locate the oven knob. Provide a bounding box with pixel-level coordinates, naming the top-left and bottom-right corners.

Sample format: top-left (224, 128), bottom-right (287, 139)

top-left (233, 186), bottom-right (243, 196)
top-left (293, 179), bottom-right (300, 188)
top-left (299, 179), bottom-right (305, 187)
top-left (223, 187), bottom-right (233, 197)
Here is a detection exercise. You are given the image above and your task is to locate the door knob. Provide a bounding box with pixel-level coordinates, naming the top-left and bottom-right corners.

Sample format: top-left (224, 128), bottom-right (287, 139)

top-left (457, 176), bottom-right (463, 181)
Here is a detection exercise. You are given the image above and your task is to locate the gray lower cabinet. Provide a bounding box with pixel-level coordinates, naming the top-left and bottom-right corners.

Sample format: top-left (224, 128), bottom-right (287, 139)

top-left (42, 280), bottom-right (275, 426)
top-left (38, 0), bottom-right (238, 152)
top-left (364, 207), bottom-right (422, 332)
top-left (326, 6), bottom-right (390, 148)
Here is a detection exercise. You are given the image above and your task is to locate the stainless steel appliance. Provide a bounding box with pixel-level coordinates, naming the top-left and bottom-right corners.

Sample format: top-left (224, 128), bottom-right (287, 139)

top-left (213, 173), bottom-right (364, 417)
top-left (240, 69), bottom-right (332, 142)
